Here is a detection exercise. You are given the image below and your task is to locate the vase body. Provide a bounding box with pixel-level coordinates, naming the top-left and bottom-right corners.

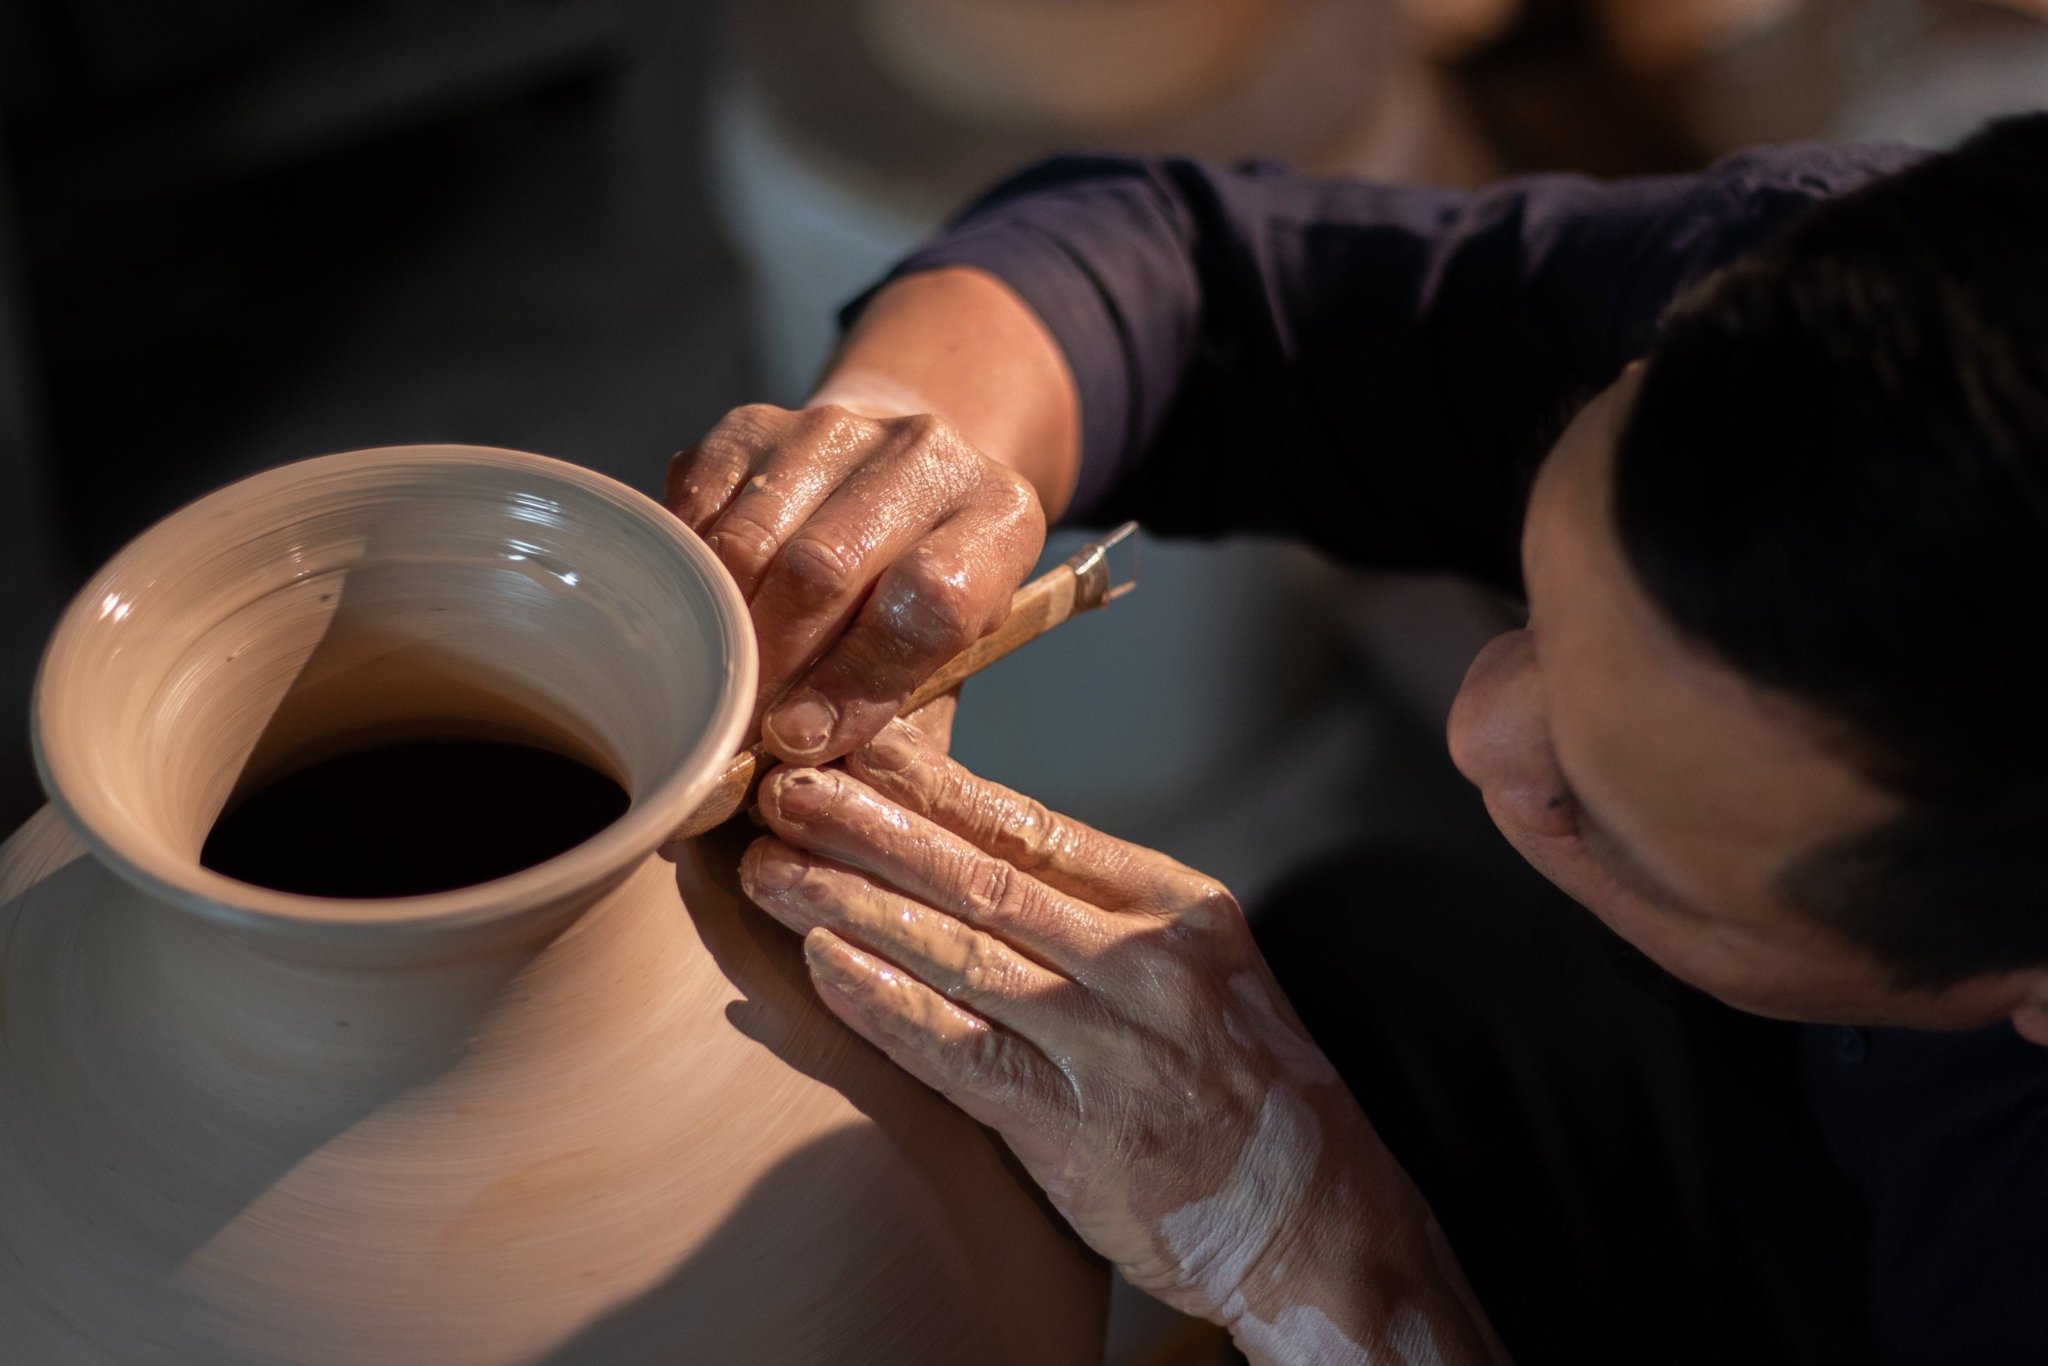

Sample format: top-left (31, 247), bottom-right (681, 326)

top-left (0, 446), bottom-right (1106, 1363)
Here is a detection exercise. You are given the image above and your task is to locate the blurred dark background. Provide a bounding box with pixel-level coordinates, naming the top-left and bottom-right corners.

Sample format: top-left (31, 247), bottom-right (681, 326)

top-left (3, 2), bottom-right (2044, 1358)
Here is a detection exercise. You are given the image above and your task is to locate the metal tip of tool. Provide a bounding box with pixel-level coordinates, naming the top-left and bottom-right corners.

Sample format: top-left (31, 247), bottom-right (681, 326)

top-left (1097, 520), bottom-right (1139, 549)
top-left (1063, 521), bottom-right (1142, 612)
top-left (1100, 521), bottom-right (1139, 598)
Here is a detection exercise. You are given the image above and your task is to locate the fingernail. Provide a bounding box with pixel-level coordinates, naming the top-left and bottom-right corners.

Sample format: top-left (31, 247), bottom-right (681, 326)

top-left (805, 928), bottom-right (862, 980)
top-left (771, 768), bottom-right (834, 819)
top-left (861, 721), bottom-right (920, 774)
top-left (766, 693), bottom-right (836, 756)
top-left (744, 844), bottom-right (807, 893)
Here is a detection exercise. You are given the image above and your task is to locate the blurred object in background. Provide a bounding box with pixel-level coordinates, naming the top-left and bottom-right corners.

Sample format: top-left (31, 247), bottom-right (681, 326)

top-left (714, 0), bottom-right (1491, 400)
top-left (1594, 0), bottom-right (1806, 70)
top-left (1599, 0), bottom-right (2048, 150)
top-left (1401, 0), bottom-right (1527, 58)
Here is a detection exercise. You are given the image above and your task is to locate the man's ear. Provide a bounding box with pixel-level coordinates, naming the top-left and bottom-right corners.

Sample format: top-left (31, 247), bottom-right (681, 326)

top-left (2011, 987), bottom-right (2048, 1047)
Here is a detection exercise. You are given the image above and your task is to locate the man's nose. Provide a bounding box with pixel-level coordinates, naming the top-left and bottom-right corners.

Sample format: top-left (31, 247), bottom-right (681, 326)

top-left (1446, 628), bottom-right (1576, 839)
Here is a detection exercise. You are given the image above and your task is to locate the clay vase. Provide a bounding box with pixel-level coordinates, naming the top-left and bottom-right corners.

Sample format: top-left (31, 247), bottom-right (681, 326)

top-left (0, 446), bottom-right (1106, 1363)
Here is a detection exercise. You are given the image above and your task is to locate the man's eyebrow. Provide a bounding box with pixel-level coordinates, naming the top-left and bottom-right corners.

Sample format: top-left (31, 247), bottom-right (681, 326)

top-left (1570, 792), bottom-right (1704, 919)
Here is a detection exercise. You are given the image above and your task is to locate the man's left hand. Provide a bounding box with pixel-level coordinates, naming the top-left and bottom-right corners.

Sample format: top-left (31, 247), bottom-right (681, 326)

top-left (739, 718), bottom-right (1503, 1365)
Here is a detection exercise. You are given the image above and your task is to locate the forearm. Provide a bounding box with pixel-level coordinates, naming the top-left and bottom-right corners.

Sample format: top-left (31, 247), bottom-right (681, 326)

top-left (823, 147), bottom-right (1922, 578)
top-left (808, 266), bottom-right (1082, 519)
top-left (1229, 1122), bottom-right (1507, 1366)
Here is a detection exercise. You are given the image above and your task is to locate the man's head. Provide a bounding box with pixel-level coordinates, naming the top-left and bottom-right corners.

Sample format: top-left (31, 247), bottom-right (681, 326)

top-left (1447, 113), bottom-right (2048, 1041)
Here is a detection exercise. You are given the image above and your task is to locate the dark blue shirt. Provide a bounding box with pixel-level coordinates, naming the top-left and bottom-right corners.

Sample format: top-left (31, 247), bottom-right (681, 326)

top-left (855, 146), bottom-right (2048, 1364)
top-left (870, 144), bottom-right (1916, 588)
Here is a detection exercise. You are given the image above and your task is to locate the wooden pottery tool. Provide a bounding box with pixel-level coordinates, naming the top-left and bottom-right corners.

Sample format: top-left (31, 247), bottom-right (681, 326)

top-left (669, 521), bottom-right (1139, 841)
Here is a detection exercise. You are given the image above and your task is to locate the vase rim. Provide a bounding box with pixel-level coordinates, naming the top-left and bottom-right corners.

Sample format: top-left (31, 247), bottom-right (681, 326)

top-left (30, 444), bottom-right (758, 941)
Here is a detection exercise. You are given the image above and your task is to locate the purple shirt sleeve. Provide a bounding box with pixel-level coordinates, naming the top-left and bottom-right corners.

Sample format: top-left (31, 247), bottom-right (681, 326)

top-left (848, 143), bottom-right (1923, 591)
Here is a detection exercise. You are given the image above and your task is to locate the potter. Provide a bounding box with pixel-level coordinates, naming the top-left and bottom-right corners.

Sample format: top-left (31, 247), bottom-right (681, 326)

top-left (0, 446), bottom-right (1106, 1361)
top-left (674, 118), bottom-right (2048, 1358)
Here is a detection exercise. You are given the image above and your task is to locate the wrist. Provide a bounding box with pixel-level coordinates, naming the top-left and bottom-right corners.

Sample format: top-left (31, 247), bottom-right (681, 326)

top-left (804, 371), bottom-right (943, 424)
top-left (1226, 1116), bottom-right (1504, 1365)
top-left (810, 267), bottom-right (1081, 516)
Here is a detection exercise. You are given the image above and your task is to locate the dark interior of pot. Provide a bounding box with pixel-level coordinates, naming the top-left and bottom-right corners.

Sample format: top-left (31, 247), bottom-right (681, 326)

top-left (36, 449), bottom-right (752, 913)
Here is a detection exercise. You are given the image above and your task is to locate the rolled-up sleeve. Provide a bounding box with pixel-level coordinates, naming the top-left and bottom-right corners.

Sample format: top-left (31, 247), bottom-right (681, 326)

top-left (849, 143), bottom-right (1921, 589)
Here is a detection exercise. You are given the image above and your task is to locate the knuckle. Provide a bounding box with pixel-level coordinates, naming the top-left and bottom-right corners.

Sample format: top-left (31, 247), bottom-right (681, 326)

top-left (777, 531), bottom-right (864, 605)
top-left (669, 433), bottom-right (755, 518)
top-left (688, 429), bottom-right (741, 466)
top-left (958, 1028), bottom-right (1025, 1099)
top-left (987, 795), bottom-right (1060, 871)
top-left (685, 438), bottom-right (743, 488)
top-left (962, 855), bottom-right (1017, 924)
top-left (884, 552), bottom-right (985, 654)
top-left (1176, 876), bottom-right (1245, 926)
top-left (983, 467), bottom-right (1043, 522)
top-left (806, 406), bottom-right (874, 459)
top-left (699, 405), bottom-right (788, 464)
top-left (728, 402), bottom-right (794, 439)
top-left (709, 511), bottom-right (780, 576)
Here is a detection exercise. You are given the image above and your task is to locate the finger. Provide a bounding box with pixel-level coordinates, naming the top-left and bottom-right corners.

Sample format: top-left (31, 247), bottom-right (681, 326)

top-left (761, 479), bottom-right (1042, 763)
top-left (747, 420), bottom-right (1022, 749)
top-left (740, 838), bottom-right (1085, 1039)
top-left (701, 406), bottom-right (880, 600)
top-left (847, 718), bottom-right (1238, 918)
top-left (757, 767), bottom-right (1108, 971)
top-left (802, 927), bottom-right (1076, 1142)
top-left (663, 404), bottom-right (800, 533)
top-left (901, 690), bottom-right (958, 753)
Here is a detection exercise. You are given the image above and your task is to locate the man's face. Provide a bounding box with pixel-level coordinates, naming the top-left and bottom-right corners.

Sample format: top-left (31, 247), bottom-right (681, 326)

top-left (1447, 366), bottom-right (2044, 1034)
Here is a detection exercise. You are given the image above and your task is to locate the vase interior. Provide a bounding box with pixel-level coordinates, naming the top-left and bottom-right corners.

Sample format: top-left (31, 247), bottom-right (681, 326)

top-left (33, 446), bottom-right (754, 930)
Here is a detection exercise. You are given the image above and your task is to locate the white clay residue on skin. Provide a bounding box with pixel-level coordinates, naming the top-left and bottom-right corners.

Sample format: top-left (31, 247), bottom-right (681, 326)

top-left (1386, 1306), bottom-right (1451, 1366)
top-left (1234, 1302), bottom-right (1448, 1366)
top-left (1166, 994), bottom-right (1450, 1366)
top-left (1236, 1304), bottom-right (1373, 1365)
top-left (1158, 1087), bottom-right (1322, 1326)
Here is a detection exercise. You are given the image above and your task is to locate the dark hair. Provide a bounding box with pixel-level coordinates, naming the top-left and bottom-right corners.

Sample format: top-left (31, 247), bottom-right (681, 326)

top-left (1614, 113), bottom-right (2048, 988)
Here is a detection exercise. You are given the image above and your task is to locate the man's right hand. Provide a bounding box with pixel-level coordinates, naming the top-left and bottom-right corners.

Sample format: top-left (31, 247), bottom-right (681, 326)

top-left (663, 266), bottom-right (1083, 767)
top-left (666, 401), bottom-right (1045, 764)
